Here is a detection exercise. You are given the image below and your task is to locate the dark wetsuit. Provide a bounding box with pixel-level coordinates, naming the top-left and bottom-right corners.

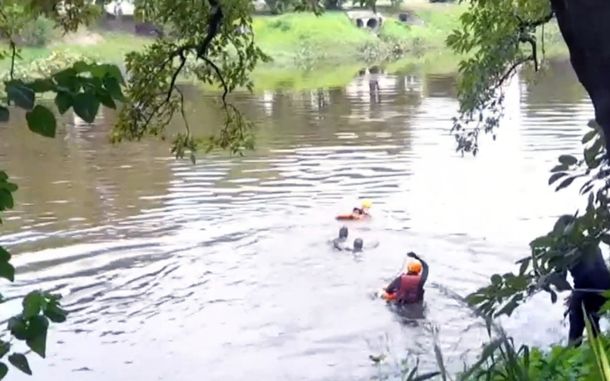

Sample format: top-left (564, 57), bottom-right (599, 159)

top-left (385, 258), bottom-right (429, 303)
top-left (567, 245), bottom-right (610, 344)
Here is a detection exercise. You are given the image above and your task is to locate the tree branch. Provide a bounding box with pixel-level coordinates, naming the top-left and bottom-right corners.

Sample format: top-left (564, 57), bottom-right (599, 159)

top-left (519, 34), bottom-right (538, 71)
top-left (136, 0), bottom-right (224, 132)
top-left (200, 56), bottom-right (228, 107)
top-left (165, 50), bottom-right (186, 104)
top-left (494, 56), bottom-right (531, 91)
top-left (9, 40), bottom-right (16, 80)
top-left (196, 0), bottom-right (223, 59)
top-left (516, 11), bottom-right (554, 29)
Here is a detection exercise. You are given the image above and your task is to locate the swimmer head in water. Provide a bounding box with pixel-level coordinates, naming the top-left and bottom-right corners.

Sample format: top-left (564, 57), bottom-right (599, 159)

top-left (353, 238), bottom-right (363, 252)
top-left (339, 226), bottom-right (348, 239)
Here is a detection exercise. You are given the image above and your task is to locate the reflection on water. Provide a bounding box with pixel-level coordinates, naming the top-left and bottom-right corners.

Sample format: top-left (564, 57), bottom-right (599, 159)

top-left (0, 59), bottom-right (594, 380)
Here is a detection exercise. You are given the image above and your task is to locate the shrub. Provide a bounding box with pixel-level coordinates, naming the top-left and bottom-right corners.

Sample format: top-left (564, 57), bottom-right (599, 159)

top-left (18, 16), bottom-right (56, 47)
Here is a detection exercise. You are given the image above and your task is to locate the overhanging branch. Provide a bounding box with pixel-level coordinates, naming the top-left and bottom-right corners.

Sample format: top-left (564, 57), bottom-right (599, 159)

top-left (516, 11), bottom-right (554, 29)
top-left (136, 0), bottom-right (226, 133)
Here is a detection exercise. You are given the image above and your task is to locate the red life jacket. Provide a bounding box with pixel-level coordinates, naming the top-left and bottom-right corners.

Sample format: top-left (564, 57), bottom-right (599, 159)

top-left (397, 273), bottom-right (422, 304)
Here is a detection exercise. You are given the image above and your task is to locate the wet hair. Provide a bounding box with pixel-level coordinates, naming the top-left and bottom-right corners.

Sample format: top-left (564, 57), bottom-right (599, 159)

top-left (339, 226), bottom-right (348, 239)
top-left (353, 238), bottom-right (363, 251)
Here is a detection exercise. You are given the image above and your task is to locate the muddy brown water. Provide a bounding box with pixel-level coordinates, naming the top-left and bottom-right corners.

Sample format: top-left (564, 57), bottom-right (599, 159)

top-left (0, 59), bottom-right (596, 380)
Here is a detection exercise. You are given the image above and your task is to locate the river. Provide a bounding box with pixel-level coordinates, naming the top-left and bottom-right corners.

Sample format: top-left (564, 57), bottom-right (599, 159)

top-left (0, 59), bottom-right (596, 380)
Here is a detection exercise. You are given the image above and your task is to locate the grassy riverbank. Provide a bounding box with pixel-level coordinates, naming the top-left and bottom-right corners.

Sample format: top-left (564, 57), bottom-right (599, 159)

top-left (252, 3), bottom-right (464, 66)
top-left (0, 3), bottom-right (569, 90)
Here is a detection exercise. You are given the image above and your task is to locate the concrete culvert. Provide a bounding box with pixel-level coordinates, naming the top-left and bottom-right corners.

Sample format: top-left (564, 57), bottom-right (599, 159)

top-left (366, 18), bottom-right (378, 29)
top-left (398, 13), bottom-right (409, 22)
top-left (356, 18), bottom-right (364, 28)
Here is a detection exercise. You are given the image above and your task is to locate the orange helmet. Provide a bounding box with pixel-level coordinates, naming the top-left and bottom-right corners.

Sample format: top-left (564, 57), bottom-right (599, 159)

top-left (405, 260), bottom-right (422, 274)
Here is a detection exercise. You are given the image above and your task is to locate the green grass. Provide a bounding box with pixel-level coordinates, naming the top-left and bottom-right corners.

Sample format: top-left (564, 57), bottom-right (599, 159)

top-left (253, 11), bottom-right (376, 65)
top-left (249, 63), bottom-right (364, 91)
top-left (0, 3), bottom-right (569, 91)
top-left (53, 32), bottom-right (150, 61)
top-left (384, 2), bottom-right (464, 47)
top-left (252, 5), bottom-right (466, 66)
top-left (384, 50), bottom-right (462, 75)
top-left (0, 31), bottom-right (150, 72)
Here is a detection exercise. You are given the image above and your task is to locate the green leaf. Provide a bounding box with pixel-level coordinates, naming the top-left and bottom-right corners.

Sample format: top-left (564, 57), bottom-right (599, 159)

top-left (585, 138), bottom-right (603, 168)
top-left (0, 247), bottom-right (11, 262)
top-left (99, 64), bottom-right (124, 84)
top-left (22, 292), bottom-right (43, 319)
top-left (73, 92), bottom-right (99, 123)
top-left (102, 76), bottom-right (125, 101)
top-left (518, 258), bottom-right (530, 275)
top-left (0, 261), bottom-right (15, 282)
top-left (0, 341), bottom-right (10, 358)
top-left (26, 105), bottom-right (56, 138)
top-left (466, 293), bottom-right (487, 305)
top-left (72, 60), bottom-right (91, 73)
top-left (491, 274), bottom-right (502, 285)
top-left (582, 130), bottom-right (598, 144)
top-left (44, 303), bottom-right (67, 323)
top-left (26, 316), bottom-right (48, 358)
top-left (0, 362), bottom-right (7, 378)
top-left (8, 317), bottom-right (27, 340)
top-left (6, 82), bottom-right (35, 110)
top-left (53, 68), bottom-right (80, 92)
top-left (495, 298), bottom-right (519, 317)
top-left (550, 164), bottom-right (568, 173)
top-left (27, 79), bottom-right (54, 93)
top-left (55, 92), bottom-right (72, 114)
top-left (548, 172), bottom-right (567, 185)
top-left (0, 189), bottom-right (14, 209)
top-left (555, 176), bottom-right (575, 192)
top-left (558, 154), bottom-right (578, 166)
top-left (0, 180), bottom-right (17, 193)
top-left (0, 106), bottom-right (8, 122)
top-left (96, 90), bottom-right (116, 109)
top-left (588, 119), bottom-right (600, 129)
top-left (8, 353), bottom-right (31, 375)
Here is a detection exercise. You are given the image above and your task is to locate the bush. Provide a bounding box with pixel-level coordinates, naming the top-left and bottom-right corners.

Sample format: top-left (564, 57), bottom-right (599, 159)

top-left (461, 323), bottom-right (610, 381)
top-left (18, 16), bottom-right (56, 47)
top-left (265, 0), bottom-right (296, 14)
top-left (324, 0), bottom-right (346, 9)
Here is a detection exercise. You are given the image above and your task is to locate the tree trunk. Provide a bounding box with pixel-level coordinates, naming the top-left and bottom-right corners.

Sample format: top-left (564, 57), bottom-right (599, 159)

top-left (551, 0), bottom-right (610, 155)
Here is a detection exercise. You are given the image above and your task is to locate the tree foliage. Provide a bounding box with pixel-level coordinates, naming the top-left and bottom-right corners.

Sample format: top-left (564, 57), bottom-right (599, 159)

top-left (0, 172), bottom-right (68, 378)
top-left (447, 0), bottom-right (552, 155)
top-left (449, 1), bottom-right (610, 325)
